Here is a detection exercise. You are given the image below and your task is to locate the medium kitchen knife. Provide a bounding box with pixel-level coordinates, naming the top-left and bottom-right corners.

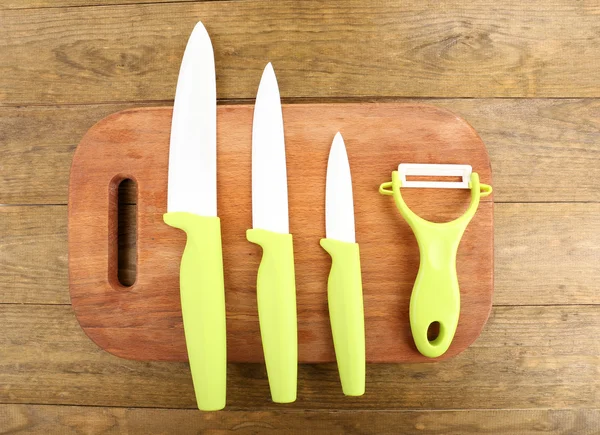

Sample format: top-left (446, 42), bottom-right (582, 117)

top-left (320, 132), bottom-right (365, 396)
top-left (163, 21), bottom-right (226, 411)
top-left (246, 63), bottom-right (298, 403)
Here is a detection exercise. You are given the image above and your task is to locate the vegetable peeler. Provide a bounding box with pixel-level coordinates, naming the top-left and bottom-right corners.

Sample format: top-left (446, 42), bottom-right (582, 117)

top-left (379, 163), bottom-right (492, 358)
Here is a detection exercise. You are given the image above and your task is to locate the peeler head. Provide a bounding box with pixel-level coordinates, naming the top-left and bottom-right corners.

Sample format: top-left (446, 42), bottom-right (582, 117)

top-left (398, 163), bottom-right (472, 189)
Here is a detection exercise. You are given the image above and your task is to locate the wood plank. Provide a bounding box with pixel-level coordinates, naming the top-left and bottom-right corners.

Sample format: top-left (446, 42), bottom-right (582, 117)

top-left (2, 405), bottom-right (600, 435)
top-left (438, 98), bottom-right (600, 203)
top-left (0, 206), bottom-right (67, 304)
top-left (0, 104), bottom-right (148, 205)
top-left (494, 203), bottom-right (600, 306)
top-left (0, 204), bottom-right (135, 305)
top-left (0, 0), bottom-right (202, 10)
top-left (0, 304), bottom-right (599, 409)
top-left (2, 99), bottom-right (599, 205)
top-left (2, 202), bottom-right (598, 306)
top-left (1, 1), bottom-right (600, 105)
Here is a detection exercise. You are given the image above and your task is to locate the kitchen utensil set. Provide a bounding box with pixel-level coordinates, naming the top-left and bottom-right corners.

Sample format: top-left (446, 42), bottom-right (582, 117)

top-left (165, 21), bottom-right (492, 411)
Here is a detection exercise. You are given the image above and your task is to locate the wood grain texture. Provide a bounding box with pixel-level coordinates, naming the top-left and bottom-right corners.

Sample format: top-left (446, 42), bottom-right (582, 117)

top-left (0, 206), bottom-right (67, 304)
top-left (1, 304), bottom-right (599, 409)
top-left (2, 1), bottom-right (600, 105)
top-left (3, 202), bottom-right (598, 306)
top-left (494, 203), bottom-right (600, 306)
top-left (68, 104), bottom-right (493, 363)
top-left (2, 405), bottom-right (600, 435)
top-left (445, 99), bottom-right (600, 203)
top-left (0, 0), bottom-right (203, 10)
top-left (0, 104), bottom-right (150, 205)
top-left (2, 99), bottom-right (599, 205)
top-left (0, 0), bottom-right (598, 430)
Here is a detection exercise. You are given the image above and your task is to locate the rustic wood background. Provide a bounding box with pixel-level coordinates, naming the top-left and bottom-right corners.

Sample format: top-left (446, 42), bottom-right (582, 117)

top-left (1, 1), bottom-right (599, 433)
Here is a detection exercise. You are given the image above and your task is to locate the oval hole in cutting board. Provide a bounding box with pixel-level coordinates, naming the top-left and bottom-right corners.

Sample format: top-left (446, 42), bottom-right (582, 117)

top-left (117, 178), bottom-right (137, 287)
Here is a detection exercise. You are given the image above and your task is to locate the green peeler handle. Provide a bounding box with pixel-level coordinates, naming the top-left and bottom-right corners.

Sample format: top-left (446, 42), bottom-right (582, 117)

top-left (320, 238), bottom-right (365, 396)
top-left (247, 228), bottom-right (298, 403)
top-left (409, 224), bottom-right (464, 358)
top-left (380, 171), bottom-right (492, 358)
top-left (163, 212), bottom-right (227, 411)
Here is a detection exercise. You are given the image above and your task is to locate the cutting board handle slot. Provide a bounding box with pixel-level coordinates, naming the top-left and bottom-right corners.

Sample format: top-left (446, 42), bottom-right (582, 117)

top-left (108, 175), bottom-right (138, 289)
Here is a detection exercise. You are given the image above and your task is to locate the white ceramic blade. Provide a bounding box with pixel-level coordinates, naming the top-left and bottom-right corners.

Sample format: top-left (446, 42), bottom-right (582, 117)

top-left (325, 132), bottom-right (355, 243)
top-left (398, 163), bottom-right (472, 189)
top-left (167, 21), bottom-right (217, 216)
top-left (251, 63), bottom-right (289, 234)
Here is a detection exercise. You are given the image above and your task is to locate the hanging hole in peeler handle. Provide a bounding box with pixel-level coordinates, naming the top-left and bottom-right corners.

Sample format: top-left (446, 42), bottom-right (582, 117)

top-left (427, 321), bottom-right (441, 342)
top-left (426, 321), bottom-right (449, 350)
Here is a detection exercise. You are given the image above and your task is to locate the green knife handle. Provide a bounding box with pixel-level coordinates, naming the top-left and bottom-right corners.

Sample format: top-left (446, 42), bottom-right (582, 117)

top-left (163, 212), bottom-right (227, 411)
top-left (320, 238), bottom-right (365, 396)
top-left (246, 228), bottom-right (297, 403)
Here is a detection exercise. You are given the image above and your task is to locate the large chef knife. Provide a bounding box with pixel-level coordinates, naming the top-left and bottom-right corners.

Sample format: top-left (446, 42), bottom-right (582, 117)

top-left (246, 63), bottom-right (297, 403)
top-left (163, 21), bottom-right (226, 411)
top-left (320, 132), bottom-right (365, 396)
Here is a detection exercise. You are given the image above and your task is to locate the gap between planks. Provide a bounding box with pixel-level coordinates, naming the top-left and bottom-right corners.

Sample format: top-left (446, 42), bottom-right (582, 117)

top-left (0, 0), bottom-right (239, 12)
top-left (3, 96), bottom-right (600, 109)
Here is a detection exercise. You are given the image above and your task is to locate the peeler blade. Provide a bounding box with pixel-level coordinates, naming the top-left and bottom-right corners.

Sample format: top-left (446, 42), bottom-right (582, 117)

top-left (398, 163), bottom-right (472, 189)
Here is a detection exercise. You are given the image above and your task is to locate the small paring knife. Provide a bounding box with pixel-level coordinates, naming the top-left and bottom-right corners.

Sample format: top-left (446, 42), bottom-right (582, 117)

top-left (163, 21), bottom-right (227, 411)
top-left (320, 132), bottom-right (365, 396)
top-left (247, 63), bottom-right (298, 404)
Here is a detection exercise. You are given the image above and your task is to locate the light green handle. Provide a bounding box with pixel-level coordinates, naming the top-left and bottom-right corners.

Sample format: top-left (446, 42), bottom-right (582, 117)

top-left (320, 238), bottom-right (365, 396)
top-left (380, 171), bottom-right (492, 358)
top-left (246, 228), bottom-right (297, 403)
top-left (163, 212), bottom-right (227, 411)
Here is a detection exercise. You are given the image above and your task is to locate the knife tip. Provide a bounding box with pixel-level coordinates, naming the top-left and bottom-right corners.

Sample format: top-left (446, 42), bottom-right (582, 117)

top-left (329, 131), bottom-right (348, 164)
top-left (263, 62), bottom-right (275, 76)
top-left (258, 62), bottom-right (279, 93)
top-left (332, 131), bottom-right (345, 150)
top-left (190, 20), bottom-right (210, 42)
top-left (193, 20), bottom-right (207, 31)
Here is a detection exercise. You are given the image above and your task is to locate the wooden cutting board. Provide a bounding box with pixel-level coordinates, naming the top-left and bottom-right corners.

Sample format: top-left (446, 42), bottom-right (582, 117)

top-left (68, 103), bottom-right (493, 363)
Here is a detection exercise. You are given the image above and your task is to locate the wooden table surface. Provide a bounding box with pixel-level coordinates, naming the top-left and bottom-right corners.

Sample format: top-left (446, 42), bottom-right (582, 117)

top-left (1, 1), bottom-right (599, 434)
